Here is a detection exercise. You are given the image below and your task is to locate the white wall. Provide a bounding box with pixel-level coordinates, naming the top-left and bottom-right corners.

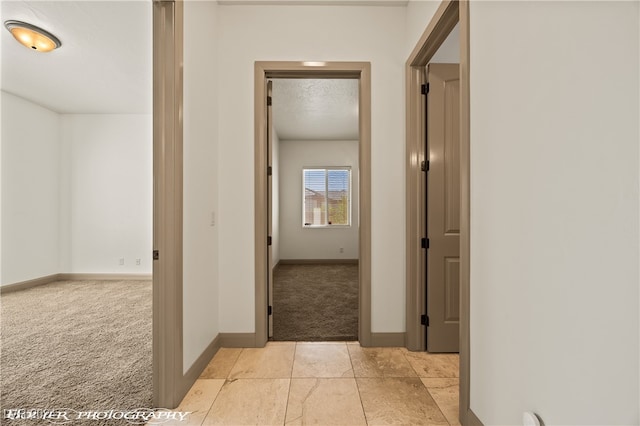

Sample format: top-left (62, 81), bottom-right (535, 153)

top-left (1, 92), bottom-right (61, 285)
top-left (61, 114), bottom-right (152, 274)
top-left (183, 0), bottom-right (220, 373)
top-left (279, 140), bottom-right (359, 260)
top-left (469, 1), bottom-right (639, 424)
top-left (2, 94), bottom-right (153, 284)
top-left (217, 4), bottom-right (406, 333)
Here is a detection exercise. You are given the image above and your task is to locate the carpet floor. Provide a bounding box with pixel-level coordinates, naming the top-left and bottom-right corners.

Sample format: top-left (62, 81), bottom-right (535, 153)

top-left (0, 280), bottom-right (152, 424)
top-left (272, 263), bottom-right (358, 341)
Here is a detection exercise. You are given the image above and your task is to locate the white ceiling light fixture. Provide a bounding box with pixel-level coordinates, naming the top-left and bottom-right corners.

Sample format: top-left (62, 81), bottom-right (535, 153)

top-left (4, 20), bottom-right (61, 52)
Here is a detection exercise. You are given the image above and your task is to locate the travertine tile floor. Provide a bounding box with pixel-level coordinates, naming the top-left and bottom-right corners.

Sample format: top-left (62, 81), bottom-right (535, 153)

top-left (168, 342), bottom-right (459, 426)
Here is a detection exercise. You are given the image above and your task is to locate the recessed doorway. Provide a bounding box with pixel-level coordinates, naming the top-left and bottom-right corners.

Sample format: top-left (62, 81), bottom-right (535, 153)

top-left (254, 61), bottom-right (372, 347)
top-left (269, 78), bottom-right (360, 341)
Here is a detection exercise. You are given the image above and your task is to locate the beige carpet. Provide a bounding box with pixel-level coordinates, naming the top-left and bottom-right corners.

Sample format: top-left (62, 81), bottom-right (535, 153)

top-left (0, 280), bottom-right (152, 422)
top-left (272, 263), bottom-right (358, 341)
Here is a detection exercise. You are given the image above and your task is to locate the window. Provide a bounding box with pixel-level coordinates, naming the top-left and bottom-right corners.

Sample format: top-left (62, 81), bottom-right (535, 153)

top-left (303, 167), bottom-right (351, 227)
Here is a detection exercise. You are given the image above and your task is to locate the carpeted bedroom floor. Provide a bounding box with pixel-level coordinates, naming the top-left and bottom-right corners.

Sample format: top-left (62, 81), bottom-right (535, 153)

top-left (0, 280), bottom-right (152, 423)
top-left (272, 263), bottom-right (358, 341)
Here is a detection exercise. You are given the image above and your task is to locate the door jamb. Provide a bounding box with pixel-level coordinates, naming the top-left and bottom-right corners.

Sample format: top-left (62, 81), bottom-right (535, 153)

top-left (254, 61), bottom-right (372, 347)
top-left (405, 1), bottom-right (479, 424)
top-left (152, 0), bottom-right (184, 409)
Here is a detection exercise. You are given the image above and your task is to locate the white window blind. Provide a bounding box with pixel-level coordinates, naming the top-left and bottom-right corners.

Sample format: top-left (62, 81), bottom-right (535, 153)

top-left (303, 168), bottom-right (351, 227)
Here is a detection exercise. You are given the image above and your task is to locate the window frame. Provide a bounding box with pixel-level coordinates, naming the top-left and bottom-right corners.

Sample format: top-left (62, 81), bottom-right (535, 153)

top-left (302, 166), bottom-right (352, 228)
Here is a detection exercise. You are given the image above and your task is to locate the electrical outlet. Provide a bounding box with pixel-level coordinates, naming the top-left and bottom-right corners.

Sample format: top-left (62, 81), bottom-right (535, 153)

top-left (135, 259), bottom-right (141, 266)
top-left (339, 247), bottom-right (344, 253)
top-left (119, 257), bottom-right (125, 266)
top-left (210, 211), bottom-right (215, 227)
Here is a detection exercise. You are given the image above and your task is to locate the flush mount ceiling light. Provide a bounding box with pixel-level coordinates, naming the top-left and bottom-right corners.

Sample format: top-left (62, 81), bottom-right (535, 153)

top-left (4, 20), bottom-right (61, 52)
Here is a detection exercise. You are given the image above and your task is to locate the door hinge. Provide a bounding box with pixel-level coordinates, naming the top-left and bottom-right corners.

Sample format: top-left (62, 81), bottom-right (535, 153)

top-left (267, 166), bottom-right (273, 176)
top-left (267, 236), bottom-right (272, 246)
top-left (421, 315), bottom-right (429, 326)
top-left (421, 238), bottom-right (429, 249)
top-left (152, 250), bottom-right (159, 260)
top-left (268, 305), bottom-right (273, 315)
top-left (420, 160), bottom-right (430, 172)
top-left (421, 83), bottom-right (429, 95)
top-left (267, 96), bottom-right (272, 106)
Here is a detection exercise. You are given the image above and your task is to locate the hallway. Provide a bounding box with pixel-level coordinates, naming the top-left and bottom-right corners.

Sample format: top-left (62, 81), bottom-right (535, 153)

top-left (170, 342), bottom-right (459, 425)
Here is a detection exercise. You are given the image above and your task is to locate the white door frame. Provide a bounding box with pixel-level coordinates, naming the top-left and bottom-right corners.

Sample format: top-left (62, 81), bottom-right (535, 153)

top-left (254, 61), bottom-right (374, 347)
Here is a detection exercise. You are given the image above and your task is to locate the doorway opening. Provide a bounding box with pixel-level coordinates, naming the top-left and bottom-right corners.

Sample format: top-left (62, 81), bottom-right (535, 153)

top-left (268, 78), bottom-right (360, 341)
top-left (254, 62), bottom-right (372, 347)
top-left (405, 1), bottom-right (476, 424)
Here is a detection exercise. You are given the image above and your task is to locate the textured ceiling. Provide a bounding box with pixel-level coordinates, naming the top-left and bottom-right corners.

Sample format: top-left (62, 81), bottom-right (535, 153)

top-left (272, 78), bottom-right (359, 141)
top-left (1, 1), bottom-right (151, 114)
top-left (219, 0), bottom-right (408, 4)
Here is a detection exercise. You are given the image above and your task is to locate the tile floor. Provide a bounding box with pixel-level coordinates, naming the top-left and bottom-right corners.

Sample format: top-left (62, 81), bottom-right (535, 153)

top-left (165, 342), bottom-right (459, 426)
